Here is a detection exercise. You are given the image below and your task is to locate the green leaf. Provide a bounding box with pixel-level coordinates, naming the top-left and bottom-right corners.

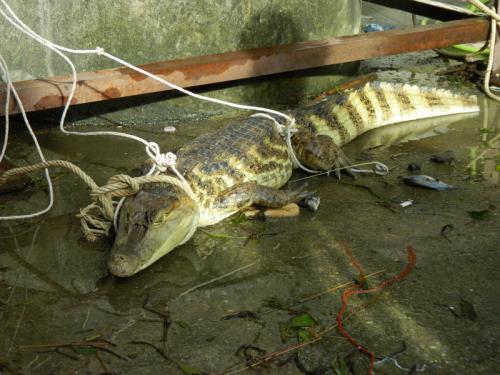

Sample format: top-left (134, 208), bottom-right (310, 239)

top-left (178, 362), bottom-right (203, 375)
top-left (72, 346), bottom-right (97, 355)
top-left (459, 298), bottom-right (478, 321)
top-left (229, 214), bottom-right (248, 225)
top-left (297, 328), bottom-right (311, 343)
top-left (495, 164), bottom-right (500, 172)
top-left (175, 320), bottom-right (189, 329)
top-left (467, 209), bottom-right (492, 220)
top-left (331, 356), bottom-right (349, 375)
top-left (289, 313), bottom-right (317, 328)
top-left (280, 312), bottom-right (318, 342)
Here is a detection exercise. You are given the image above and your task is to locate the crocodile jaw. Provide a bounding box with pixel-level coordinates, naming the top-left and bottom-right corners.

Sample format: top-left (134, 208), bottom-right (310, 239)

top-left (109, 194), bottom-right (199, 277)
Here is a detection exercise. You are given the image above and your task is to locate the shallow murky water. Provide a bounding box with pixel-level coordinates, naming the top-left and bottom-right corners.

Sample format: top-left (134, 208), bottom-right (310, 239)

top-left (1, 53), bottom-right (500, 374)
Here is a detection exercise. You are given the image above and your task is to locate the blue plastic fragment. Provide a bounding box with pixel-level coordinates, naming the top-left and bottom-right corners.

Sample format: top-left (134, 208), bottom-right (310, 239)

top-left (403, 175), bottom-right (457, 191)
top-left (363, 23), bottom-right (396, 33)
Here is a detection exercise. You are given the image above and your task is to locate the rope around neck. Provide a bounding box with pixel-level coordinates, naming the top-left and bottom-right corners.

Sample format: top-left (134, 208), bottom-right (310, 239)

top-left (0, 160), bottom-right (195, 241)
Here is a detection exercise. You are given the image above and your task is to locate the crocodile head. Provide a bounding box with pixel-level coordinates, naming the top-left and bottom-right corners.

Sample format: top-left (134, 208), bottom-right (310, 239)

top-left (108, 186), bottom-right (199, 277)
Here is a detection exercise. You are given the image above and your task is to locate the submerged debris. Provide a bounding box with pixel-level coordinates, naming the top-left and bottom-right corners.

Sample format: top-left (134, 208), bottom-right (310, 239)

top-left (400, 199), bottom-right (414, 208)
top-left (280, 313), bottom-right (318, 343)
top-left (407, 163), bottom-right (421, 172)
top-left (440, 224), bottom-right (455, 242)
top-left (0, 159), bottom-right (32, 193)
top-left (467, 205), bottom-right (495, 220)
top-left (459, 298), bottom-right (478, 321)
top-left (363, 23), bottom-right (396, 32)
top-left (264, 203), bottom-right (300, 218)
top-left (178, 361), bottom-right (206, 375)
top-left (403, 175), bottom-right (457, 191)
top-left (221, 311), bottom-right (260, 321)
top-left (163, 126), bottom-right (177, 133)
top-left (430, 150), bottom-right (455, 164)
top-left (299, 195), bottom-right (321, 212)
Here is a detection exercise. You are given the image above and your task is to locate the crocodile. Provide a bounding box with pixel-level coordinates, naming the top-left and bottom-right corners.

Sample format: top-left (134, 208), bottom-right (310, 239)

top-left (108, 82), bottom-right (479, 277)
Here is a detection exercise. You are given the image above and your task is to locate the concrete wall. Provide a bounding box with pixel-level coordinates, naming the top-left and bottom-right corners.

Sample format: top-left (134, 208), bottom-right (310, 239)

top-left (0, 0), bottom-right (362, 124)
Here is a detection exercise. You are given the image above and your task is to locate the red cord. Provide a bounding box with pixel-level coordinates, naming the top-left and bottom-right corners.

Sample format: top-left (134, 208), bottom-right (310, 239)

top-left (336, 245), bottom-right (417, 375)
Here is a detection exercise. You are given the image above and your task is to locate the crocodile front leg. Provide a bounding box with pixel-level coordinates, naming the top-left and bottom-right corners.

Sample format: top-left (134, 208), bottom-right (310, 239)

top-left (215, 182), bottom-right (312, 212)
top-left (292, 131), bottom-right (352, 177)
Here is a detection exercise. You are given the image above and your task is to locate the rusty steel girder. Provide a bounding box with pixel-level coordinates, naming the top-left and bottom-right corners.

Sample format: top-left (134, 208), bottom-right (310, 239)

top-left (0, 17), bottom-right (491, 116)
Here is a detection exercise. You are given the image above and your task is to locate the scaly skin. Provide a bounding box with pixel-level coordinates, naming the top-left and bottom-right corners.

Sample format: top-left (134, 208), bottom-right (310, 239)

top-left (108, 82), bottom-right (479, 276)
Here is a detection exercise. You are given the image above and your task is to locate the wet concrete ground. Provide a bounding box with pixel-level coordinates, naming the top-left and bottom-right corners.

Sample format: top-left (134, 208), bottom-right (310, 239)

top-left (1, 9), bottom-right (500, 373)
top-left (1, 53), bottom-right (499, 375)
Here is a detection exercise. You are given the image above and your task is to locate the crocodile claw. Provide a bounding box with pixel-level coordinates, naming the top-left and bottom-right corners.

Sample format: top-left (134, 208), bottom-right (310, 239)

top-left (299, 194), bottom-right (321, 211)
top-left (329, 147), bottom-right (354, 179)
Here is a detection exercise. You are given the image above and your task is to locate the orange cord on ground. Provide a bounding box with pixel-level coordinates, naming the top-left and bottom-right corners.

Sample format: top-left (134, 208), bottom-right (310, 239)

top-left (336, 245), bottom-right (417, 375)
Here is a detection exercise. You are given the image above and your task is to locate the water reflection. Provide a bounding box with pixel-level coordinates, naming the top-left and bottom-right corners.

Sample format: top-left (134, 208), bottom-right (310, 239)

top-left (468, 100), bottom-right (499, 185)
top-left (347, 112), bottom-right (478, 152)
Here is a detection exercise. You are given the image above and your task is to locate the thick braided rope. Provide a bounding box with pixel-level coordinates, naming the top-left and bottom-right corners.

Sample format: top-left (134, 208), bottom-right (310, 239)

top-left (0, 160), bottom-right (197, 241)
top-left (0, 160), bottom-right (98, 190)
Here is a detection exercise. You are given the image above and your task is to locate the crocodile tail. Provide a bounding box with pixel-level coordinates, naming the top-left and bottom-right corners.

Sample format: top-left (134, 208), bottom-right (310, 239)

top-left (327, 82), bottom-right (479, 146)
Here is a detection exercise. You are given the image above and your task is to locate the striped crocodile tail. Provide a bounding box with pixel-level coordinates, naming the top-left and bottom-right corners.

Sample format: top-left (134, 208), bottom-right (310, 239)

top-left (326, 82), bottom-right (479, 146)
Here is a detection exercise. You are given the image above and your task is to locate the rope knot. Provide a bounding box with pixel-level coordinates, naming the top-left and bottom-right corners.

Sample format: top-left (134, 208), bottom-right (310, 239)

top-left (155, 151), bottom-right (177, 172)
top-left (145, 142), bottom-right (177, 172)
top-left (95, 46), bottom-right (104, 55)
top-left (251, 113), bottom-right (298, 137)
top-left (287, 117), bottom-right (298, 134)
top-left (107, 174), bottom-right (141, 195)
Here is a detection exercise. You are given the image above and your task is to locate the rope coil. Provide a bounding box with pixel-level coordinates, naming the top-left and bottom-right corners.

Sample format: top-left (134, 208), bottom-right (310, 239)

top-left (0, 160), bottom-right (199, 241)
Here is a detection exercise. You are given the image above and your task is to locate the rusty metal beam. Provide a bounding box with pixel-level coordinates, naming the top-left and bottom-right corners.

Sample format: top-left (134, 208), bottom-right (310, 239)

top-left (0, 17), bottom-right (490, 116)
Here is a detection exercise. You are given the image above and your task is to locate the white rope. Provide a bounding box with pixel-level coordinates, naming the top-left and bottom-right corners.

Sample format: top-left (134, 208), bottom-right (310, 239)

top-left (351, 162), bottom-right (389, 176)
top-left (0, 0), bottom-right (305, 229)
top-left (483, 13), bottom-right (500, 101)
top-left (0, 56), bottom-right (9, 163)
top-left (0, 0), bottom-right (295, 129)
top-left (466, 0), bottom-right (500, 102)
top-left (250, 113), bottom-right (321, 174)
top-left (0, 54), bottom-right (55, 220)
top-left (0, 0), bottom-right (308, 225)
top-left (375, 356), bottom-right (427, 372)
top-left (467, 0), bottom-right (500, 21)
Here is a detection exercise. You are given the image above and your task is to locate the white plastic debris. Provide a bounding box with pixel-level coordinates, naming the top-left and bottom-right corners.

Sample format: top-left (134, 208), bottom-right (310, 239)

top-left (400, 199), bottom-right (414, 208)
top-left (163, 126), bottom-right (177, 133)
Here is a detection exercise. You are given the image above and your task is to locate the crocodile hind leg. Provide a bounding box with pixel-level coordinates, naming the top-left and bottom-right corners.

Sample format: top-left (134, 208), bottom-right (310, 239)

top-left (215, 182), bottom-right (313, 213)
top-left (292, 131), bottom-right (353, 178)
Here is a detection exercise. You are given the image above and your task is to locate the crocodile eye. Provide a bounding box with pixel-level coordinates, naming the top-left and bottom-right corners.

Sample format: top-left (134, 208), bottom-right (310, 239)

top-left (153, 212), bottom-right (169, 227)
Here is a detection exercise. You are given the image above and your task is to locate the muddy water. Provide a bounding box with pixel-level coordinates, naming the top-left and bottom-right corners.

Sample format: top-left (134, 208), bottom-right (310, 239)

top-left (1, 58), bottom-right (499, 374)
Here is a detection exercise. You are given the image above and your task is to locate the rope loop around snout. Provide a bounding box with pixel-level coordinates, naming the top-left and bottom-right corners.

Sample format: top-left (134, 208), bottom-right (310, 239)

top-left (91, 174), bottom-right (141, 198)
top-left (0, 159), bottom-right (199, 241)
